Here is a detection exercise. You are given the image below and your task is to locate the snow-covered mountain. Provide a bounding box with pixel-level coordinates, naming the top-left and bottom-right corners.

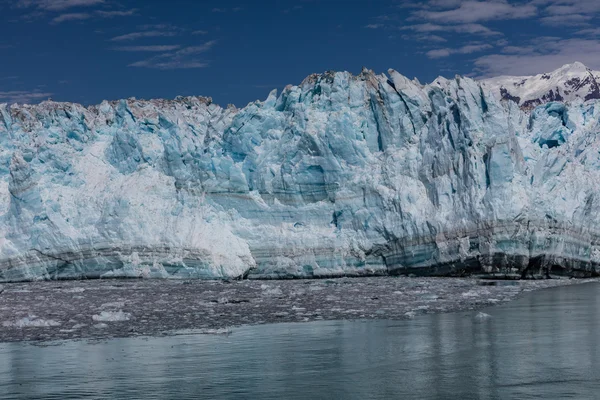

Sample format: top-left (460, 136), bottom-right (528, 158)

top-left (482, 62), bottom-right (600, 110)
top-left (1, 67), bottom-right (600, 282)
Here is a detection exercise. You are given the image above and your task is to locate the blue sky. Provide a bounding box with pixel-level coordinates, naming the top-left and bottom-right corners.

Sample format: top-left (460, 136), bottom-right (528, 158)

top-left (1, 0), bottom-right (600, 107)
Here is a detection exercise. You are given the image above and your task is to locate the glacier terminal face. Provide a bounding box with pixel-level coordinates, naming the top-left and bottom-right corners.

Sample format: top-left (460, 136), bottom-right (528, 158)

top-left (1, 66), bottom-right (600, 282)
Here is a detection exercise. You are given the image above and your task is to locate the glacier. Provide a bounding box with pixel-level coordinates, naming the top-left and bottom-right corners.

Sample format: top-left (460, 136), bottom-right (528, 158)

top-left (1, 65), bottom-right (600, 282)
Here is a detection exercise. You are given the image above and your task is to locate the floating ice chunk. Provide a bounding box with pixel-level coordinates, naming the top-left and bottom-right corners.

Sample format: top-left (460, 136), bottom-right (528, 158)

top-left (419, 293), bottom-right (439, 301)
top-left (92, 310), bottom-right (131, 322)
top-left (474, 312), bottom-right (492, 320)
top-left (3, 315), bottom-right (61, 328)
top-left (261, 285), bottom-right (283, 296)
top-left (93, 323), bottom-right (108, 329)
top-left (62, 287), bottom-right (85, 293)
top-left (100, 301), bottom-right (126, 309)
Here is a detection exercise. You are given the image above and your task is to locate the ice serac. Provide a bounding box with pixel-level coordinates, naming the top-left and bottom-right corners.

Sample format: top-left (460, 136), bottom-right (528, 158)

top-left (1, 67), bottom-right (600, 282)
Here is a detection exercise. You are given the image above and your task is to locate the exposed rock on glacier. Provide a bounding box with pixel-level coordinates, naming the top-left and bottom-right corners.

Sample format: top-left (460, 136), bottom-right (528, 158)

top-left (1, 67), bottom-right (600, 282)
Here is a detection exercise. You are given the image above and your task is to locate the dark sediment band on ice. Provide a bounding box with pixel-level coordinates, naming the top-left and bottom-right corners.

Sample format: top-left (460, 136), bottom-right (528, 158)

top-left (1, 221), bottom-right (599, 282)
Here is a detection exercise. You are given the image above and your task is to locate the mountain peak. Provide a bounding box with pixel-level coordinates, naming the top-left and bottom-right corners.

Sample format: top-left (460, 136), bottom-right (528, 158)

top-left (556, 61), bottom-right (589, 74)
top-left (481, 62), bottom-right (600, 110)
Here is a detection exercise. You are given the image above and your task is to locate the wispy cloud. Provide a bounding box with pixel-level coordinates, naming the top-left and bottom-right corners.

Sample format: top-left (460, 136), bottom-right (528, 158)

top-left (400, 22), bottom-right (501, 36)
top-left (111, 31), bottom-right (179, 41)
top-left (51, 8), bottom-right (136, 24)
top-left (283, 5), bottom-right (302, 13)
top-left (534, 0), bottom-right (600, 15)
top-left (0, 90), bottom-right (53, 104)
top-left (540, 13), bottom-right (592, 26)
top-left (137, 23), bottom-right (177, 30)
top-left (414, 34), bottom-right (448, 43)
top-left (15, 0), bottom-right (136, 23)
top-left (427, 43), bottom-right (492, 58)
top-left (212, 7), bottom-right (243, 13)
top-left (128, 40), bottom-right (217, 70)
top-left (411, 1), bottom-right (537, 24)
top-left (16, 0), bottom-right (104, 11)
top-left (192, 30), bottom-right (208, 35)
top-left (96, 9), bottom-right (137, 17)
top-left (577, 28), bottom-right (600, 37)
top-left (113, 45), bottom-right (181, 52)
top-left (129, 60), bottom-right (208, 69)
top-left (170, 42), bottom-right (217, 55)
top-left (51, 12), bottom-right (91, 23)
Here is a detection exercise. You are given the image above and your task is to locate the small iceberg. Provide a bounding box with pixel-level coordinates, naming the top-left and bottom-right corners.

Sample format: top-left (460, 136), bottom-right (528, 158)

top-left (474, 312), bottom-right (492, 321)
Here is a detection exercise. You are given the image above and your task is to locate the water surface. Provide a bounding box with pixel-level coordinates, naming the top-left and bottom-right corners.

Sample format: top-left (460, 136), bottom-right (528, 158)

top-left (1, 282), bottom-right (599, 399)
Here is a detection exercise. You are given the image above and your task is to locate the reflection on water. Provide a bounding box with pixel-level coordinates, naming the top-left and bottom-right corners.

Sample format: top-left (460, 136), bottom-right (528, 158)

top-left (1, 282), bottom-right (600, 399)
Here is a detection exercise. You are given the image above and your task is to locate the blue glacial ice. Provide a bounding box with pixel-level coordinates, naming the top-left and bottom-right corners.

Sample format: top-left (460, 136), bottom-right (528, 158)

top-left (1, 68), bottom-right (600, 282)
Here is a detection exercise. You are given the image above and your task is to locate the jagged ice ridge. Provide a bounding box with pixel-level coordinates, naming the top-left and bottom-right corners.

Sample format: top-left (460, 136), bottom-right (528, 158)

top-left (1, 64), bottom-right (600, 282)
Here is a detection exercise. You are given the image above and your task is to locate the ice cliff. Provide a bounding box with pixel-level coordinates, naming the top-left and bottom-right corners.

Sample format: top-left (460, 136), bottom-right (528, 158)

top-left (1, 65), bottom-right (600, 282)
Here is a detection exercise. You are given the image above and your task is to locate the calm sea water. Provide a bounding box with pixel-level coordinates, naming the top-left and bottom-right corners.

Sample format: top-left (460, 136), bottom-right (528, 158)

top-left (1, 282), bottom-right (599, 399)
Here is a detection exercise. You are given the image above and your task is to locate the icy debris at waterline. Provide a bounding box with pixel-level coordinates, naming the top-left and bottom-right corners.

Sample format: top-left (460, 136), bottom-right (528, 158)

top-left (92, 310), bottom-right (131, 322)
top-left (2, 316), bottom-right (60, 328)
top-left (0, 278), bottom-right (595, 343)
top-left (3, 64), bottom-right (600, 282)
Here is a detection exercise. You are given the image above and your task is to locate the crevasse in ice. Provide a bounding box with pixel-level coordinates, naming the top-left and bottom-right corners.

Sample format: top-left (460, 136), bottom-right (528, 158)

top-left (1, 68), bottom-right (600, 282)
